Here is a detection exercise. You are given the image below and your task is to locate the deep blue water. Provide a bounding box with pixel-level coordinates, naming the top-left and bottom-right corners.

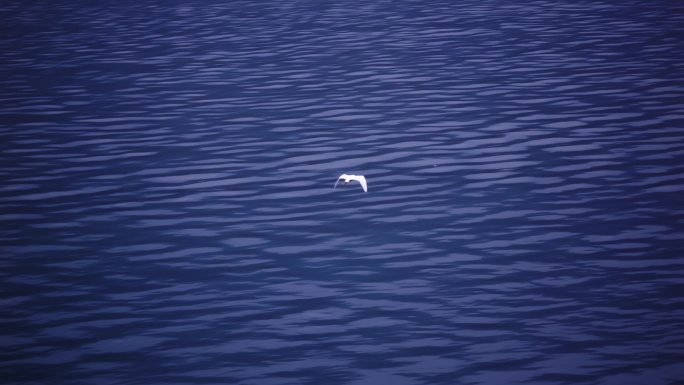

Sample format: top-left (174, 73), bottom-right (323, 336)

top-left (1, 1), bottom-right (684, 384)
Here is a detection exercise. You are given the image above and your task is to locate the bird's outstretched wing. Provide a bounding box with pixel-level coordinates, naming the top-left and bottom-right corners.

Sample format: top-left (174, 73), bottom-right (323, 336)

top-left (333, 174), bottom-right (346, 190)
top-left (354, 175), bottom-right (367, 193)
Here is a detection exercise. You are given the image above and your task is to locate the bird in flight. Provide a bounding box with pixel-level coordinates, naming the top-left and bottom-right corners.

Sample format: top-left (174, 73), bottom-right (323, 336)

top-left (333, 174), bottom-right (367, 193)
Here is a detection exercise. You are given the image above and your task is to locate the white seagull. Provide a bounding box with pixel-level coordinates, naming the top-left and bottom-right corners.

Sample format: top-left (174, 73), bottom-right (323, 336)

top-left (333, 174), bottom-right (367, 193)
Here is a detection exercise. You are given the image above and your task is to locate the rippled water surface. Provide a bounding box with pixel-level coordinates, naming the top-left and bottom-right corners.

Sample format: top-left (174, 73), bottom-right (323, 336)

top-left (2, 1), bottom-right (684, 384)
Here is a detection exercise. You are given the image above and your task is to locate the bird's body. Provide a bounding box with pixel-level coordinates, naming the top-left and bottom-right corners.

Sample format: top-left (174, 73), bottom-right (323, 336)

top-left (333, 173), bottom-right (367, 193)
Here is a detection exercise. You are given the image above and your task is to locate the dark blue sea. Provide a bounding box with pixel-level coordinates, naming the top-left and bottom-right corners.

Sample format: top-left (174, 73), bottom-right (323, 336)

top-left (1, 1), bottom-right (684, 384)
